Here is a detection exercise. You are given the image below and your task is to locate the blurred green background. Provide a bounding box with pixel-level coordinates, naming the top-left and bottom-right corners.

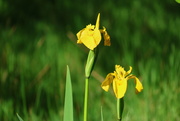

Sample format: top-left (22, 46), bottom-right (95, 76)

top-left (0, 0), bottom-right (180, 121)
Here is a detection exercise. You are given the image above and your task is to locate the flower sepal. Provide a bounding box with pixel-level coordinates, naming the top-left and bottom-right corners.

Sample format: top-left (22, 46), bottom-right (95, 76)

top-left (85, 49), bottom-right (98, 78)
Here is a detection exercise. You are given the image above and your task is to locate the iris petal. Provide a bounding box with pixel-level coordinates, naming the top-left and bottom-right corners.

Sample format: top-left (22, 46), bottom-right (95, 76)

top-left (125, 66), bottom-right (132, 77)
top-left (103, 33), bottom-right (111, 46)
top-left (126, 75), bottom-right (143, 93)
top-left (113, 78), bottom-right (127, 99)
top-left (95, 13), bottom-right (100, 29)
top-left (93, 29), bottom-right (101, 45)
top-left (101, 73), bottom-right (114, 91)
top-left (81, 36), bottom-right (97, 50)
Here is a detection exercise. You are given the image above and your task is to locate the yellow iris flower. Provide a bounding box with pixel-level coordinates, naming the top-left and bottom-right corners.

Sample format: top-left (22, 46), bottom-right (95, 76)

top-left (101, 65), bottom-right (143, 99)
top-left (76, 13), bottom-right (111, 50)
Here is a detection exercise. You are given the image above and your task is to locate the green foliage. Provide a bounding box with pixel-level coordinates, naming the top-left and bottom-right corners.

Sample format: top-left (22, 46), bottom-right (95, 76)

top-left (85, 49), bottom-right (97, 78)
top-left (0, 0), bottom-right (180, 121)
top-left (16, 113), bottom-right (24, 121)
top-left (100, 106), bottom-right (104, 121)
top-left (63, 66), bottom-right (73, 121)
top-left (176, 0), bottom-right (180, 3)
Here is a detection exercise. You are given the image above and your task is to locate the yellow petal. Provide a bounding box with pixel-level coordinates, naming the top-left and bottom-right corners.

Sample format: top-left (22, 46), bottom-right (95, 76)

top-left (93, 29), bottom-right (101, 45)
top-left (76, 29), bottom-right (84, 43)
top-left (101, 73), bottom-right (114, 92)
top-left (76, 24), bottom-right (101, 50)
top-left (125, 66), bottom-right (132, 77)
top-left (80, 36), bottom-right (97, 50)
top-left (102, 27), bottom-right (111, 46)
top-left (127, 75), bottom-right (143, 93)
top-left (115, 65), bottom-right (126, 78)
top-left (113, 78), bottom-right (127, 98)
top-left (134, 77), bottom-right (143, 93)
top-left (77, 39), bottom-right (82, 44)
top-left (103, 33), bottom-right (111, 46)
top-left (95, 13), bottom-right (100, 29)
top-left (76, 30), bottom-right (81, 39)
top-left (86, 24), bottom-right (95, 30)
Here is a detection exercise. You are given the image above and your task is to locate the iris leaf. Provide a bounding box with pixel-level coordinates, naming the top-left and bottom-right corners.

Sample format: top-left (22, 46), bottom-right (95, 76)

top-left (63, 65), bottom-right (74, 121)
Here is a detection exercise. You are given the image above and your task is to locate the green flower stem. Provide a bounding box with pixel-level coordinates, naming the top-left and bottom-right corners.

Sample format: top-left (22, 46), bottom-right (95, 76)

top-left (117, 98), bottom-right (124, 121)
top-left (83, 78), bottom-right (89, 121)
top-left (83, 49), bottom-right (98, 121)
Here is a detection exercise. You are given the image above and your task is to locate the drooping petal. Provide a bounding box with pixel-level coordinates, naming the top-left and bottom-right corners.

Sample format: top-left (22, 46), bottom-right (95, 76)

top-left (103, 33), bottom-right (111, 46)
top-left (126, 75), bottom-right (143, 93)
top-left (102, 27), bottom-right (111, 46)
top-left (95, 13), bottom-right (100, 29)
top-left (113, 78), bottom-right (127, 99)
top-left (101, 73), bottom-right (114, 92)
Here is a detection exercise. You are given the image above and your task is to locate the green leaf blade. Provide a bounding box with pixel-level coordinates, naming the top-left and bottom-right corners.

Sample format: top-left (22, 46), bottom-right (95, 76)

top-left (101, 106), bottom-right (104, 121)
top-left (16, 113), bottom-right (24, 121)
top-left (63, 65), bottom-right (74, 121)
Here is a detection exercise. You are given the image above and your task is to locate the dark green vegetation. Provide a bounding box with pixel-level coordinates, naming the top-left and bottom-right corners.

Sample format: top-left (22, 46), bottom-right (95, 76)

top-left (0, 0), bottom-right (180, 120)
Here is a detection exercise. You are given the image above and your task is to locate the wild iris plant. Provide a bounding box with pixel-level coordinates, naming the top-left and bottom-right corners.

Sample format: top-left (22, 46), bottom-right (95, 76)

top-left (62, 13), bottom-right (143, 121)
top-left (76, 13), bottom-right (110, 121)
top-left (101, 65), bottom-right (143, 120)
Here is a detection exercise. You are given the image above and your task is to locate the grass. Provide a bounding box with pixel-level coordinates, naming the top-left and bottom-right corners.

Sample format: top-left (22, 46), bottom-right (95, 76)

top-left (1, 23), bottom-right (180, 121)
top-left (0, 0), bottom-right (180, 121)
